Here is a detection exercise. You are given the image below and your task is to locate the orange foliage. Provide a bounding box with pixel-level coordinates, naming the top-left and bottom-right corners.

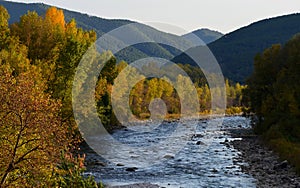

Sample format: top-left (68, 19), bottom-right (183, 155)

top-left (45, 7), bottom-right (65, 29)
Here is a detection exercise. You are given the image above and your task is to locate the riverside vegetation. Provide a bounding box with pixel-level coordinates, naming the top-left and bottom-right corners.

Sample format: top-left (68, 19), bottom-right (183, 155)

top-left (0, 6), bottom-right (244, 187)
top-left (243, 34), bottom-right (300, 174)
top-left (1, 4), bottom-right (300, 187)
top-left (0, 6), bottom-right (101, 187)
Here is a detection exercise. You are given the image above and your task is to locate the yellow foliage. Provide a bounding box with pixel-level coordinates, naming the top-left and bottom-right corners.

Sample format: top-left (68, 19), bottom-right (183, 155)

top-left (45, 7), bottom-right (65, 29)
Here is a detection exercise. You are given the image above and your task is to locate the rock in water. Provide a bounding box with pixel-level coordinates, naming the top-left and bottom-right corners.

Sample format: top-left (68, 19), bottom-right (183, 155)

top-left (196, 141), bottom-right (205, 145)
top-left (125, 167), bottom-right (138, 172)
top-left (163, 154), bottom-right (175, 159)
top-left (211, 168), bottom-right (218, 173)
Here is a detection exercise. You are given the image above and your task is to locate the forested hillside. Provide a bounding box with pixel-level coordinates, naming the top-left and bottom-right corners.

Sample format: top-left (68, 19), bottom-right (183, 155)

top-left (174, 13), bottom-right (300, 83)
top-left (209, 13), bottom-right (300, 82)
top-left (0, 1), bottom-right (180, 62)
top-left (0, 1), bottom-right (222, 64)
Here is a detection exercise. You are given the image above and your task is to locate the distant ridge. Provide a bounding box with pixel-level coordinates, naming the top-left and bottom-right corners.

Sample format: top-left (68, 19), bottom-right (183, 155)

top-left (174, 13), bottom-right (300, 82)
top-left (183, 28), bottom-right (223, 44)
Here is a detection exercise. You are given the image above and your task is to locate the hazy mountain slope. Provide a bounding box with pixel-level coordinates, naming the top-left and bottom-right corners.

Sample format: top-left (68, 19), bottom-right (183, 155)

top-left (208, 14), bottom-right (300, 82)
top-left (173, 13), bottom-right (300, 83)
top-left (182, 28), bottom-right (223, 44)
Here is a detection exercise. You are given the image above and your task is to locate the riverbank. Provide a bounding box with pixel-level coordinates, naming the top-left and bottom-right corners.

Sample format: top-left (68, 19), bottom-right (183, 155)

top-left (229, 129), bottom-right (300, 188)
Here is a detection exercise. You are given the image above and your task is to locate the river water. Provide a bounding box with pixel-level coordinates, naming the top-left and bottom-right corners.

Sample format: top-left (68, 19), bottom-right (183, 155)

top-left (83, 116), bottom-right (257, 187)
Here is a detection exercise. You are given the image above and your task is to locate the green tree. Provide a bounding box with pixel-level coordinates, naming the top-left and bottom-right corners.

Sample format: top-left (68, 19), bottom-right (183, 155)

top-left (244, 44), bottom-right (282, 122)
top-left (244, 34), bottom-right (300, 174)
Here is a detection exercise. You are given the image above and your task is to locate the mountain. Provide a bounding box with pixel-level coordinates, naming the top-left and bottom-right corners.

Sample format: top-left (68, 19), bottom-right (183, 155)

top-left (210, 13), bottom-right (300, 83)
top-left (174, 13), bottom-right (300, 83)
top-left (182, 28), bottom-right (223, 44)
top-left (0, 0), bottom-right (225, 64)
top-left (3, 1), bottom-right (299, 83)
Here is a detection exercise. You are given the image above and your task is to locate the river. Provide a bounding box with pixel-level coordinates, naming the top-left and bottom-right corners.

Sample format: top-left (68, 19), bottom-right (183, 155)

top-left (83, 116), bottom-right (257, 187)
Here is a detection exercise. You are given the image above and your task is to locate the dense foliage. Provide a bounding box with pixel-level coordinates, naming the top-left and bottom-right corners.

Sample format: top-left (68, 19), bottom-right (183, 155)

top-left (95, 60), bottom-right (245, 124)
top-left (244, 34), bottom-right (300, 173)
top-left (0, 6), bottom-right (100, 187)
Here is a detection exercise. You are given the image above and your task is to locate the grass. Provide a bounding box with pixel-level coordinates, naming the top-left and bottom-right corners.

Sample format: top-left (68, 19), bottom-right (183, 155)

top-left (263, 121), bottom-right (300, 175)
top-left (268, 138), bottom-right (300, 174)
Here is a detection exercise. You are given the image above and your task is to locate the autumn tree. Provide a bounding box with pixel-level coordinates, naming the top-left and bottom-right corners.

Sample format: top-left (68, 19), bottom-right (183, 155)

top-left (0, 6), bottom-right (9, 47)
top-left (0, 9), bottom-right (68, 185)
top-left (45, 7), bottom-right (65, 29)
top-left (51, 17), bottom-right (96, 128)
top-left (130, 79), bottom-right (145, 116)
top-left (10, 7), bottom-right (96, 137)
top-left (0, 64), bottom-right (70, 187)
top-left (11, 11), bottom-right (57, 62)
top-left (226, 80), bottom-right (245, 107)
top-left (0, 6), bottom-right (98, 187)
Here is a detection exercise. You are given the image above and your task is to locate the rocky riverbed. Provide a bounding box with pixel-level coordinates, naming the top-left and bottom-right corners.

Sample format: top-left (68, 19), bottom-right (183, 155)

top-left (81, 116), bottom-right (300, 187)
top-left (81, 116), bottom-right (256, 187)
top-left (229, 129), bottom-right (300, 188)
top-left (107, 131), bottom-right (300, 188)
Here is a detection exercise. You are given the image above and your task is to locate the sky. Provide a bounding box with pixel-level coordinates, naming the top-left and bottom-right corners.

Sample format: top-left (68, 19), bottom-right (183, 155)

top-left (8, 0), bottom-right (300, 35)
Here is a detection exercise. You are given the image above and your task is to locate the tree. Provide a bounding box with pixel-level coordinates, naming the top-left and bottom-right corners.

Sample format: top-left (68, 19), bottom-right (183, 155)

top-left (52, 18), bottom-right (96, 127)
top-left (45, 7), bottom-right (65, 29)
top-left (244, 44), bottom-right (282, 121)
top-left (0, 64), bottom-right (71, 187)
top-left (244, 34), bottom-right (300, 137)
top-left (11, 11), bottom-right (55, 62)
top-left (0, 6), bottom-right (10, 47)
top-left (243, 34), bottom-right (300, 174)
top-left (10, 7), bottom-right (97, 137)
top-left (0, 7), bottom-right (98, 187)
top-left (130, 79), bottom-right (145, 116)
